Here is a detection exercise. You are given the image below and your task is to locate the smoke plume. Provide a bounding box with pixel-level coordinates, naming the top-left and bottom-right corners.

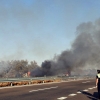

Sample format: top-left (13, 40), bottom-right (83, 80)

top-left (31, 18), bottom-right (100, 76)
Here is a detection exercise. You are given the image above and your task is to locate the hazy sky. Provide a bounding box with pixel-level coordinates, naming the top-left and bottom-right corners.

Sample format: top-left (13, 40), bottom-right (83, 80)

top-left (0, 0), bottom-right (100, 65)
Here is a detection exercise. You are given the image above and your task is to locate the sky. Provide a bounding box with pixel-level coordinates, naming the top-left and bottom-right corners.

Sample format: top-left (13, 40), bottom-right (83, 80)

top-left (0, 0), bottom-right (100, 66)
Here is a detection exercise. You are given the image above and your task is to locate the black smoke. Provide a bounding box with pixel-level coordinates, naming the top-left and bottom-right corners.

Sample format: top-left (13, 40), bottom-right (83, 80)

top-left (31, 18), bottom-right (100, 76)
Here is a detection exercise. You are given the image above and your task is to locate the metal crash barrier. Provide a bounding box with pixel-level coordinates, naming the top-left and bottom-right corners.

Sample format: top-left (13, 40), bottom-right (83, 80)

top-left (0, 75), bottom-right (95, 87)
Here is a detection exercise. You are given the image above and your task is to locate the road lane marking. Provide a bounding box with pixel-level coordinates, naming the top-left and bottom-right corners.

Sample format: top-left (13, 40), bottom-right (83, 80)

top-left (57, 85), bottom-right (96, 100)
top-left (57, 97), bottom-right (67, 100)
top-left (0, 83), bottom-right (59, 90)
top-left (92, 87), bottom-right (96, 89)
top-left (88, 88), bottom-right (93, 90)
top-left (82, 81), bottom-right (90, 83)
top-left (68, 94), bottom-right (77, 96)
top-left (77, 91), bottom-right (81, 93)
top-left (29, 86), bottom-right (58, 92)
top-left (83, 89), bottom-right (88, 91)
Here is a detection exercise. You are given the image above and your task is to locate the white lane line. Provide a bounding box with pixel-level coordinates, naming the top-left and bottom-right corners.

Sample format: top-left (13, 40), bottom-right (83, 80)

top-left (87, 81), bottom-right (90, 82)
top-left (82, 82), bottom-right (86, 83)
top-left (77, 91), bottom-right (81, 93)
top-left (29, 86), bottom-right (58, 92)
top-left (69, 94), bottom-right (77, 96)
top-left (58, 86), bottom-right (95, 100)
top-left (82, 81), bottom-right (90, 83)
top-left (0, 83), bottom-right (58, 89)
top-left (88, 88), bottom-right (93, 90)
top-left (83, 89), bottom-right (88, 91)
top-left (57, 97), bottom-right (67, 100)
top-left (92, 87), bottom-right (96, 89)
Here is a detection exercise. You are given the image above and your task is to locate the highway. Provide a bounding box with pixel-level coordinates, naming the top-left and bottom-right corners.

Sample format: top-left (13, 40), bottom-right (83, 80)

top-left (0, 79), bottom-right (98, 100)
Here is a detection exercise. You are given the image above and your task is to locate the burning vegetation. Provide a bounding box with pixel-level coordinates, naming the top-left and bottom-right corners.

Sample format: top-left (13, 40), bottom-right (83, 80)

top-left (31, 18), bottom-right (100, 76)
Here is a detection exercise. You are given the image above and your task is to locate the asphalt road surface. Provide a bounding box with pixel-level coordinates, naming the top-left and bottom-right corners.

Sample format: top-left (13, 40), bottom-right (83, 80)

top-left (0, 79), bottom-right (98, 100)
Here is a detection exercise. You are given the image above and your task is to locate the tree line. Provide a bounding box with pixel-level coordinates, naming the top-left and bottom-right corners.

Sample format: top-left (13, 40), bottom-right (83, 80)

top-left (0, 60), bottom-right (40, 78)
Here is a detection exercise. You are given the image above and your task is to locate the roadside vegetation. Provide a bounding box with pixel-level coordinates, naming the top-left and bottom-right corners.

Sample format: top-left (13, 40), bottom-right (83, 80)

top-left (0, 60), bottom-right (39, 78)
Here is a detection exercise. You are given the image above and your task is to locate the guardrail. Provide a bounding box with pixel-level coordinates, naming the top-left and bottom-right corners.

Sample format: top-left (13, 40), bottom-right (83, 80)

top-left (0, 76), bottom-right (61, 87)
top-left (0, 76), bottom-right (95, 87)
